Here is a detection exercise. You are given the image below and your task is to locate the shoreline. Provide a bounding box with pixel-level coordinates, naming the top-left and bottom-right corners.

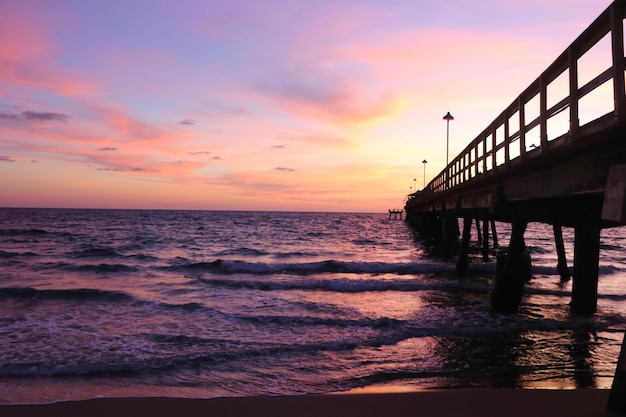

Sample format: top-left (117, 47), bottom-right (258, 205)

top-left (0, 388), bottom-right (614, 417)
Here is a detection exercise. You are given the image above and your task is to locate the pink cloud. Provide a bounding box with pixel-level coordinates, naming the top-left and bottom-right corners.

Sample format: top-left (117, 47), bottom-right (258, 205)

top-left (0, 100), bottom-right (212, 183)
top-left (102, 111), bottom-right (167, 142)
top-left (0, 4), bottom-right (96, 96)
top-left (0, 6), bottom-right (50, 63)
top-left (275, 132), bottom-right (354, 149)
top-left (248, 67), bottom-right (406, 127)
top-left (79, 146), bottom-right (211, 181)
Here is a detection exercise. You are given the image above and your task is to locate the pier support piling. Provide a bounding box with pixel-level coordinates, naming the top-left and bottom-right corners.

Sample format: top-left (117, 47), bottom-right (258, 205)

top-left (553, 224), bottom-right (570, 281)
top-left (570, 225), bottom-right (601, 315)
top-left (609, 332), bottom-right (626, 415)
top-left (490, 220), bottom-right (498, 248)
top-left (475, 218), bottom-right (483, 245)
top-left (456, 217), bottom-right (472, 277)
top-left (442, 215), bottom-right (460, 259)
top-left (482, 217), bottom-right (490, 262)
top-left (491, 219), bottom-right (530, 313)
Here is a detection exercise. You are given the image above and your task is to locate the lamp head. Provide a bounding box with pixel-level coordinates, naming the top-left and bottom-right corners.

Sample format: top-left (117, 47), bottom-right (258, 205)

top-left (443, 112), bottom-right (454, 121)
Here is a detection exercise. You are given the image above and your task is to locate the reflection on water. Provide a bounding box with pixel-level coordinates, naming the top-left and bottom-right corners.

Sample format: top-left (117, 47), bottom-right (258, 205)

top-left (570, 328), bottom-right (596, 388)
top-left (413, 221), bottom-right (626, 390)
top-left (429, 327), bottom-right (619, 389)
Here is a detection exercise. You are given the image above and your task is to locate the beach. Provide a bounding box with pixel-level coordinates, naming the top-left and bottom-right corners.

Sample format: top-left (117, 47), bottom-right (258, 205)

top-left (0, 389), bottom-right (613, 417)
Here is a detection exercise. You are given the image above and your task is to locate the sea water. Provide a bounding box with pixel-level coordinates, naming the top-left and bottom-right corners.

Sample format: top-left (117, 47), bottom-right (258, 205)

top-left (0, 208), bottom-right (625, 404)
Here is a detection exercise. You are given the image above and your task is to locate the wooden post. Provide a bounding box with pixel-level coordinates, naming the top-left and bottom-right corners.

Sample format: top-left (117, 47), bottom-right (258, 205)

top-left (608, 332), bottom-right (626, 414)
top-left (475, 218), bottom-right (483, 245)
top-left (611, 2), bottom-right (626, 124)
top-left (519, 96), bottom-right (526, 159)
top-left (442, 215), bottom-right (460, 259)
top-left (553, 224), bottom-right (570, 281)
top-left (456, 217), bottom-right (472, 277)
top-left (491, 128), bottom-right (497, 171)
top-left (602, 165), bottom-right (626, 223)
top-left (571, 225), bottom-right (600, 315)
top-left (503, 113), bottom-right (510, 167)
top-left (491, 219), bottom-right (529, 313)
top-left (569, 48), bottom-right (580, 140)
top-left (490, 220), bottom-right (499, 248)
top-left (482, 217), bottom-right (490, 262)
top-left (482, 134), bottom-right (488, 175)
top-left (540, 75), bottom-right (548, 150)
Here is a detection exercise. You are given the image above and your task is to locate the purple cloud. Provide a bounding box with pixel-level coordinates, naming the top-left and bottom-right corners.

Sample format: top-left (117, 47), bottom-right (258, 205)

top-left (96, 167), bottom-right (145, 172)
top-left (0, 111), bottom-right (69, 123)
top-left (22, 111), bottom-right (69, 122)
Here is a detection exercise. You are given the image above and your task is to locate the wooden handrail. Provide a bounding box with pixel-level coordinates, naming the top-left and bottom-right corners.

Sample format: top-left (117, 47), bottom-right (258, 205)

top-left (415, 1), bottom-right (626, 200)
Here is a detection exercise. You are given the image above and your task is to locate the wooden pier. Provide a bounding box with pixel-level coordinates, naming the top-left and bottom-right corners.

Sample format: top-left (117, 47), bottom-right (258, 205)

top-left (403, 2), bottom-right (626, 412)
top-left (388, 209), bottom-right (403, 220)
top-left (406, 0), bottom-right (626, 314)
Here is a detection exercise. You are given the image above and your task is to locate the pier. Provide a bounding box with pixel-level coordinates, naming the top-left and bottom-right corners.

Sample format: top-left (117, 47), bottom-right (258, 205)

top-left (404, 1), bottom-right (626, 411)
top-left (388, 209), bottom-right (403, 220)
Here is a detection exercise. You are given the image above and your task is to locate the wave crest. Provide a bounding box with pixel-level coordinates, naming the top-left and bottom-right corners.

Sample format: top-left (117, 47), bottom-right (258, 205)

top-left (0, 286), bottom-right (133, 302)
top-left (167, 258), bottom-right (457, 277)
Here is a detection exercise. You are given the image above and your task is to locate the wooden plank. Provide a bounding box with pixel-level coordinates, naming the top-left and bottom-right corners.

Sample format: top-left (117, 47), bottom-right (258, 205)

top-left (601, 164), bottom-right (626, 222)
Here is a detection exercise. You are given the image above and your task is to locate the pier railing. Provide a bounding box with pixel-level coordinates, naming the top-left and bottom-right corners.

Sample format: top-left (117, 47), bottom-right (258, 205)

top-left (414, 0), bottom-right (626, 200)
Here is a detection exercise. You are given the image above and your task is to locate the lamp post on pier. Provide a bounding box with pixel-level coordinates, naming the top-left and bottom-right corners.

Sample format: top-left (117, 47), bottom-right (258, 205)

top-left (413, 178), bottom-right (416, 192)
top-left (443, 112), bottom-right (454, 167)
top-left (422, 159), bottom-right (428, 188)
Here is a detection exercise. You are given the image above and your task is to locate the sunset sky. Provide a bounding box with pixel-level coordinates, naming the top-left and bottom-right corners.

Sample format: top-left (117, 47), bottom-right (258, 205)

top-left (0, 0), bottom-right (614, 212)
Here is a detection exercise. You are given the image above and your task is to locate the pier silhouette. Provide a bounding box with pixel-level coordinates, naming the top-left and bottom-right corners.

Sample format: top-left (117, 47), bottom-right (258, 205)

top-left (406, 0), bottom-right (626, 315)
top-left (403, 2), bottom-right (626, 411)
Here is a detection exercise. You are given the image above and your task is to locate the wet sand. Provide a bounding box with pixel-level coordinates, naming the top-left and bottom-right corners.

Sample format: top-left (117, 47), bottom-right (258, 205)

top-left (0, 388), bottom-right (614, 417)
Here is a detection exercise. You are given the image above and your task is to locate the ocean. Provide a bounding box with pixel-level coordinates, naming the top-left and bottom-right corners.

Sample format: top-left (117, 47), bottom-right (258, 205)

top-left (0, 208), bottom-right (625, 404)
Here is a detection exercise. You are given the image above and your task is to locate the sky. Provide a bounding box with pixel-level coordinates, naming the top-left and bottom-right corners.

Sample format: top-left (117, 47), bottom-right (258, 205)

top-left (0, 0), bottom-right (615, 212)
